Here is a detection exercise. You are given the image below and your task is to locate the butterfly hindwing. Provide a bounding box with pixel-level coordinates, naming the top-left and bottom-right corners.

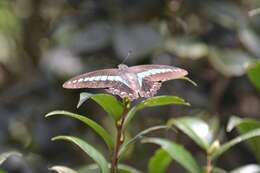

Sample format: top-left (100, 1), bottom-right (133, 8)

top-left (139, 79), bottom-right (161, 98)
top-left (105, 82), bottom-right (138, 100)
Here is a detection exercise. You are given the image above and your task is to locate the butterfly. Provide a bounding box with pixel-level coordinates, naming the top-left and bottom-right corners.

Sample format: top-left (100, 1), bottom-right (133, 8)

top-left (63, 64), bottom-right (188, 100)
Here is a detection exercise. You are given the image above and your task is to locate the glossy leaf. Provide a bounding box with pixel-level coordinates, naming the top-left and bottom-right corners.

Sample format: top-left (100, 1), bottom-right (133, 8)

top-left (227, 116), bottom-right (260, 161)
top-left (49, 166), bottom-right (78, 173)
top-left (168, 117), bottom-right (213, 150)
top-left (119, 125), bottom-right (171, 158)
top-left (77, 92), bottom-right (124, 120)
top-left (210, 129), bottom-right (260, 161)
top-left (247, 60), bottom-right (260, 91)
top-left (52, 136), bottom-right (109, 173)
top-left (0, 151), bottom-right (21, 165)
top-left (230, 164), bottom-right (260, 173)
top-left (124, 96), bottom-right (189, 130)
top-left (79, 164), bottom-right (141, 173)
top-left (45, 111), bottom-right (113, 150)
top-left (142, 138), bottom-right (201, 173)
top-left (148, 149), bottom-right (172, 173)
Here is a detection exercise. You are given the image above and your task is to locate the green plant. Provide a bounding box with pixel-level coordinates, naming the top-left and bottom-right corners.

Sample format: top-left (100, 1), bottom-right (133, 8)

top-left (45, 92), bottom-right (189, 173)
top-left (144, 116), bottom-right (260, 173)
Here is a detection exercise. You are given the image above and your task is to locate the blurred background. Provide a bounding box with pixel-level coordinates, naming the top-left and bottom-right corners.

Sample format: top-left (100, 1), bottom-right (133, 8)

top-left (0, 0), bottom-right (259, 172)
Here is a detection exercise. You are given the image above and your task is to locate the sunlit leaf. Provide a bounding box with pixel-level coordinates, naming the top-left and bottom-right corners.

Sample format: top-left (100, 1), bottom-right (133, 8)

top-left (45, 111), bottom-right (113, 150)
top-left (124, 96), bottom-right (189, 130)
top-left (227, 116), bottom-right (260, 161)
top-left (52, 136), bottom-right (109, 173)
top-left (49, 166), bottom-right (78, 173)
top-left (168, 117), bottom-right (213, 150)
top-left (247, 60), bottom-right (260, 91)
top-left (142, 138), bottom-right (201, 173)
top-left (148, 149), bottom-right (172, 173)
top-left (0, 151), bottom-right (21, 165)
top-left (119, 125), bottom-right (171, 158)
top-left (77, 92), bottom-right (124, 120)
top-left (79, 164), bottom-right (142, 173)
top-left (230, 164), bottom-right (260, 173)
top-left (210, 129), bottom-right (260, 161)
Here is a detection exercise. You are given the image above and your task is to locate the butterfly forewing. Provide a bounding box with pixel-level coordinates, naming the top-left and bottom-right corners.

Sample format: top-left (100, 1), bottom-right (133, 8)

top-left (63, 69), bottom-right (122, 89)
top-left (129, 65), bottom-right (188, 82)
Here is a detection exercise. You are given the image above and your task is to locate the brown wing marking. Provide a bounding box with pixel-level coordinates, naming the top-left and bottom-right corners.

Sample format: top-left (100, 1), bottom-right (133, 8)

top-left (105, 82), bottom-right (139, 100)
top-left (139, 79), bottom-right (161, 98)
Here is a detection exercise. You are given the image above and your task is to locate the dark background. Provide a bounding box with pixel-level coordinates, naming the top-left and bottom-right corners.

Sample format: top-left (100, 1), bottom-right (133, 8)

top-left (0, 0), bottom-right (259, 172)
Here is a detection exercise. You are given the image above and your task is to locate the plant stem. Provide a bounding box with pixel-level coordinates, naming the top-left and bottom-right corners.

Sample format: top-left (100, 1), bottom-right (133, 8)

top-left (110, 98), bottom-right (130, 173)
top-left (206, 156), bottom-right (212, 173)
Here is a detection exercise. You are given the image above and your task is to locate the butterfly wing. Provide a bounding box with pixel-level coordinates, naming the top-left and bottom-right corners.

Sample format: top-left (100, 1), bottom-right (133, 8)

top-left (63, 68), bottom-right (139, 100)
top-left (129, 65), bottom-right (188, 82)
top-left (130, 65), bottom-right (188, 97)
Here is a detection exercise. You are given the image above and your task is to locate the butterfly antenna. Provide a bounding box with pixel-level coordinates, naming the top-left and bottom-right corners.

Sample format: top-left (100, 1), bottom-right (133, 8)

top-left (121, 50), bottom-right (132, 64)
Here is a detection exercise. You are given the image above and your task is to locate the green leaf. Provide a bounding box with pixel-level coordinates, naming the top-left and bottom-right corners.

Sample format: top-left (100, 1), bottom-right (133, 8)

top-left (230, 164), bottom-right (260, 173)
top-left (118, 125), bottom-right (171, 158)
top-left (168, 117), bottom-right (213, 150)
top-left (124, 96), bottom-right (189, 130)
top-left (227, 116), bottom-right (260, 161)
top-left (49, 166), bottom-right (78, 173)
top-left (148, 149), bottom-right (172, 173)
top-left (52, 136), bottom-right (109, 173)
top-left (78, 92), bottom-right (124, 120)
top-left (0, 169), bottom-right (7, 173)
top-left (247, 60), bottom-right (260, 91)
top-left (79, 164), bottom-right (141, 173)
top-left (179, 77), bottom-right (198, 87)
top-left (45, 111), bottom-right (113, 150)
top-left (210, 129), bottom-right (260, 161)
top-left (0, 151), bottom-right (22, 165)
top-left (142, 138), bottom-right (201, 173)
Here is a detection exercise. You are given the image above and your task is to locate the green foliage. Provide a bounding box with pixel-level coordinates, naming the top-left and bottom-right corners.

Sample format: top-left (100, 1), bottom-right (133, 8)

top-left (45, 110), bottom-right (114, 150)
top-left (78, 92), bottom-right (124, 120)
top-left (118, 125), bottom-right (170, 159)
top-left (79, 164), bottom-right (142, 173)
top-left (124, 95), bottom-right (190, 130)
top-left (47, 92), bottom-right (260, 173)
top-left (0, 151), bottom-right (21, 165)
top-left (247, 60), bottom-right (260, 91)
top-left (148, 149), bottom-right (172, 173)
top-left (142, 138), bottom-right (201, 173)
top-left (227, 116), bottom-right (260, 161)
top-left (52, 136), bottom-right (109, 173)
top-left (168, 117), bottom-right (213, 150)
top-left (210, 128), bottom-right (260, 161)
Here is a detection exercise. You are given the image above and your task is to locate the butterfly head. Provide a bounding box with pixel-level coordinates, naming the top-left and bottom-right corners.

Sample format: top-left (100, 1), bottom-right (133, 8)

top-left (118, 64), bottom-right (129, 70)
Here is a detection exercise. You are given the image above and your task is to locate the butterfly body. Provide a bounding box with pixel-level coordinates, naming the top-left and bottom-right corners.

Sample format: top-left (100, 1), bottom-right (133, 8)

top-left (63, 64), bottom-right (188, 100)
